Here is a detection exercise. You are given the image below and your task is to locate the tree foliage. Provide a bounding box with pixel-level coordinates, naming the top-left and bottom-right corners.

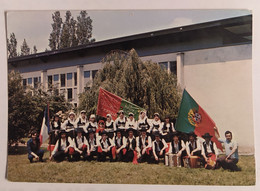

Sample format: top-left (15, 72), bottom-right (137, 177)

top-left (8, 71), bottom-right (72, 146)
top-left (7, 33), bottom-right (18, 58)
top-left (20, 39), bottom-right (30, 56)
top-left (78, 49), bottom-right (182, 120)
top-left (49, 11), bottom-right (63, 51)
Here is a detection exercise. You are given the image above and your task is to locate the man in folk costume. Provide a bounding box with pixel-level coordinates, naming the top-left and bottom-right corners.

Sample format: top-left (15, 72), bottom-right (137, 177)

top-left (85, 114), bottom-right (98, 137)
top-left (149, 113), bottom-right (163, 140)
top-left (185, 132), bottom-right (202, 158)
top-left (115, 110), bottom-right (127, 137)
top-left (201, 133), bottom-right (219, 169)
top-left (137, 110), bottom-right (150, 133)
top-left (151, 132), bottom-right (168, 164)
top-left (61, 111), bottom-right (77, 138)
top-left (125, 112), bottom-right (138, 137)
top-left (113, 129), bottom-right (127, 161)
top-left (98, 130), bottom-right (115, 162)
top-left (50, 113), bottom-right (61, 145)
top-left (27, 130), bottom-right (44, 163)
top-left (76, 110), bottom-right (88, 128)
top-left (161, 115), bottom-right (176, 143)
top-left (167, 131), bottom-right (186, 167)
top-left (216, 130), bottom-right (240, 171)
top-left (86, 129), bottom-right (99, 161)
top-left (136, 126), bottom-right (152, 163)
top-left (49, 130), bottom-right (75, 162)
top-left (124, 128), bottom-right (138, 163)
top-left (72, 128), bottom-right (89, 161)
top-left (105, 114), bottom-right (115, 139)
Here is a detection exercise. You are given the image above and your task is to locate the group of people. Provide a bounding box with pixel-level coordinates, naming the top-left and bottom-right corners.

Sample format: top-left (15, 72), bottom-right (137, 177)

top-left (27, 110), bottom-right (240, 171)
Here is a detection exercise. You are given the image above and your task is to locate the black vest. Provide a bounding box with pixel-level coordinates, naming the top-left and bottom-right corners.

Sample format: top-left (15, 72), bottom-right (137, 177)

top-left (67, 120), bottom-right (75, 127)
top-left (58, 137), bottom-right (69, 151)
top-left (105, 121), bottom-right (114, 129)
top-left (203, 141), bottom-right (215, 155)
top-left (162, 122), bottom-right (173, 133)
top-left (77, 118), bottom-right (87, 126)
top-left (74, 136), bottom-right (84, 148)
top-left (51, 121), bottom-right (61, 130)
top-left (188, 141), bottom-right (198, 152)
top-left (139, 136), bottom-right (149, 149)
top-left (138, 118), bottom-right (150, 129)
top-left (171, 140), bottom-right (182, 154)
top-left (100, 138), bottom-right (112, 149)
top-left (115, 137), bottom-right (123, 148)
top-left (116, 117), bottom-right (127, 128)
top-left (88, 138), bottom-right (97, 150)
top-left (126, 137), bottom-right (136, 150)
top-left (154, 140), bottom-right (164, 152)
top-left (87, 122), bottom-right (97, 132)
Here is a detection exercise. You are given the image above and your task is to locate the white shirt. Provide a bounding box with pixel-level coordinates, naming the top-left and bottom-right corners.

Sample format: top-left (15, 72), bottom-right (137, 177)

top-left (125, 118), bottom-right (137, 130)
top-left (61, 119), bottom-right (77, 131)
top-left (136, 135), bottom-right (152, 152)
top-left (113, 136), bottom-right (126, 151)
top-left (152, 139), bottom-right (168, 153)
top-left (76, 117), bottom-right (88, 128)
top-left (73, 136), bottom-right (89, 153)
top-left (99, 138), bottom-right (114, 151)
top-left (161, 122), bottom-right (176, 134)
top-left (186, 139), bottom-right (201, 156)
top-left (115, 117), bottom-right (127, 130)
top-left (201, 141), bottom-right (219, 157)
top-left (168, 140), bottom-right (186, 154)
top-left (88, 137), bottom-right (98, 151)
top-left (149, 119), bottom-right (163, 134)
top-left (52, 137), bottom-right (73, 156)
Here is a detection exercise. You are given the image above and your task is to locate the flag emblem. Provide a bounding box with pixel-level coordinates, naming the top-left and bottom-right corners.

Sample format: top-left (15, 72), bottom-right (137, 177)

top-left (188, 109), bottom-right (202, 127)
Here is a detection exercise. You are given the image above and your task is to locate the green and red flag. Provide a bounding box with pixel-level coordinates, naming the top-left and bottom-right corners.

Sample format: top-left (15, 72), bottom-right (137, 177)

top-left (175, 89), bottom-right (222, 151)
top-left (97, 87), bottom-right (144, 121)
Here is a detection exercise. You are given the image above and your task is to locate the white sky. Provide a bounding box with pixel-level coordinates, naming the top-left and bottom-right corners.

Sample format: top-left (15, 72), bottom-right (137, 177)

top-left (6, 9), bottom-right (251, 53)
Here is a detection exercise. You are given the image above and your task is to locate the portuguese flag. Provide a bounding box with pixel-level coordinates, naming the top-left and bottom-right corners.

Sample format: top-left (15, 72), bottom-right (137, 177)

top-left (175, 89), bottom-right (222, 150)
top-left (97, 87), bottom-right (144, 121)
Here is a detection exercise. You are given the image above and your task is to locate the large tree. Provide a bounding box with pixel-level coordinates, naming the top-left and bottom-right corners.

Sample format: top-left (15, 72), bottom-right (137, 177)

top-left (78, 49), bottom-right (182, 120)
top-left (60, 11), bottom-right (72, 49)
top-left (20, 39), bottom-right (30, 56)
top-left (7, 33), bottom-right (18, 58)
top-left (49, 11), bottom-right (63, 50)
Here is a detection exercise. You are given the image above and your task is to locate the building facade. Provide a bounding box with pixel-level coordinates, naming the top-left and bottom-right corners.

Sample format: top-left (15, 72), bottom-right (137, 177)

top-left (8, 15), bottom-right (253, 153)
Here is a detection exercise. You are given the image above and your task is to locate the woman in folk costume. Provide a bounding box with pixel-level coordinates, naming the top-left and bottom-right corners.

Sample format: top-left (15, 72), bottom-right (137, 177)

top-left (86, 129), bottom-right (99, 161)
top-left (151, 132), bottom-right (168, 164)
top-left (137, 110), bottom-right (150, 130)
top-left (85, 114), bottom-right (98, 137)
top-left (201, 133), bottom-right (219, 169)
top-left (114, 110), bottom-right (128, 137)
top-left (149, 113), bottom-right (163, 140)
top-left (124, 128), bottom-right (138, 164)
top-left (105, 114), bottom-right (115, 139)
top-left (125, 112), bottom-right (138, 137)
top-left (97, 130), bottom-right (115, 162)
top-left (50, 113), bottom-right (61, 145)
top-left (76, 110), bottom-right (88, 128)
top-left (61, 111), bottom-right (77, 138)
top-left (72, 128), bottom-right (89, 161)
top-left (113, 129), bottom-right (127, 161)
top-left (136, 126), bottom-right (152, 163)
top-left (49, 129), bottom-right (75, 162)
top-left (161, 115), bottom-right (176, 143)
top-left (167, 131), bottom-right (186, 167)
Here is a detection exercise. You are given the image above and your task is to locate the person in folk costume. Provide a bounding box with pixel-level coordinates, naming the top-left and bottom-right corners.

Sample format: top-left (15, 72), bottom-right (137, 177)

top-left (136, 126), bottom-right (152, 163)
top-left (72, 128), bottom-right (89, 161)
top-left (151, 132), bottom-right (168, 164)
top-left (49, 129), bottom-right (75, 162)
top-left (161, 115), bottom-right (176, 143)
top-left (96, 120), bottom-right (105, 138)
top-left (76, 110), bottom-right (88, 129)
top-left (104, 114), bottom-right (115, 139)
top-left (137, 110), bottom-right (150, 133)
top-left (85, 114), bottom-right (98, 137)
top-left (115, 110), bottom-right (128, 137)
top-left (113, 129), bottom-right (127, 161)
top-left (97, 130), bottom-right (115, 162)
top-left (27, 130), bottom-right (44, 163)
top-left (201, 133), bottom-right (219, 169)
top-left (185, 132), bottom-right (202, 157)
top-left (49, 113), bottom-right (61, 145)
top-left (216, 130), bottom-right (240, 171)
top-left (149, 113), bottom-right (163, 140)
top-left (86, 129), bottom-right (99, 161)
top-left (167, 131), bottom-right (186, 167)
top-left (125, 112), bottom-right (138, 137)
top-left (61, 111), bottom-right (77, 138)
top-left (124, 128), bottom-right (138, 163)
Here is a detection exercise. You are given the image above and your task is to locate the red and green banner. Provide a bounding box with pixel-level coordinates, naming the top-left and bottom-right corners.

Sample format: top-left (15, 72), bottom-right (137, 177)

top-left (175, 89), bottom-right (222, 151)
top-left (97, 87), bottom-right (144, 120)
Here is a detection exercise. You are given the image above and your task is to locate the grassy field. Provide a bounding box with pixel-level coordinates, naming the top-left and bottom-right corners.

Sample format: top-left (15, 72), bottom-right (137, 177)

top-left (7, 146), bottom-right (255, 185)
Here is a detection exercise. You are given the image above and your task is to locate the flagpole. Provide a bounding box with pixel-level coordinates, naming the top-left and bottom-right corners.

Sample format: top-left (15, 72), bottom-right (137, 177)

top-left (47, 103), bottom-right (51, 157)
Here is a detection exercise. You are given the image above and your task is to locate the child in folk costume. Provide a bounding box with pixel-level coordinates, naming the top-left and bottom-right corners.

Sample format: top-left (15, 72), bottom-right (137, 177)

top-left (124, 128), bottom-right (138, 163)
top-left (161, 116), bottom-right (176, 143)
top-left (136, 126), bottom-right (152, 163)
top-left (50, 113), bottom-right (61, 145)
top-left (86, 129), bottom-right (99, 161)
top-left (151, 132), bottom-right (168, 164)
top-left (149, 113), bottom-right (163, 140)
top-left (125, 112), bottom-right (138, 137)
top-left (27, 130), bottom-right (44, 163)
top-left (113, 129), bottom-right (127, 161)
top-left (85, 114), bottom-right (98, 137)
top-left (201, 133), bottom-right (219, 169)
top-left (76, 110), bottom-right (88, 128)
top-left (167, 131), bottom-right (186, 167)
top-left (105, 114), bottom-right (115, 139)
top-left (49, 130), bottom-right (75, 162)
top-left (72, 128), bottom-right (89, 161)
top-left (98, 130), bottom-right (115, 162)
top-left (61, 111), bottom-right (77, 138)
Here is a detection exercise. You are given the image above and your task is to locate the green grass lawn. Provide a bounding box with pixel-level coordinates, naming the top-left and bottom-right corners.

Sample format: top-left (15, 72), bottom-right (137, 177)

top-left (7, 146), bottom-right (255, 185)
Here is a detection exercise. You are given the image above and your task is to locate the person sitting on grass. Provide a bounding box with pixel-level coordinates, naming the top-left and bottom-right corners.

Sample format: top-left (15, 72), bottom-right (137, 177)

top-left (86, 129), bottom-right (99, 161)
top-left (136, 126), bottom-right (152, 163)
top-left (27, 130), bottom-right (44, 163)
top-left (185, 132), bottom-right (202, 158)
top-left (124, 128), bottom-right (138, 163)
top-left (49, 130), bottom-right (74, 162)
top-left (98, 131), bottom-right (115, 162)
top-left (113, 129), bottom-right (127, 161)
top-left (167, 131), bottom-right (186, 167)
top-left (151, 132), bottom-right (168, 164)
top-left (216, 130), bottom-right (240, 171)
top-left (201, 133), bottom-right (219, 169)
top-left (72, 128), bottom-right (89, 161)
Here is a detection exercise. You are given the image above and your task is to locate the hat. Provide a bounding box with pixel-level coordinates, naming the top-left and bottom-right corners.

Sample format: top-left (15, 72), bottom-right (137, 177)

top-left (154, 113), bottom-right (160, 117)
top-left (80, 110), bottom-right (86, 114)
top-left (90, 114), bottom-right (96, 119)
top-left (69, 111), bottom-right (75, 116)
top-left (106, 114), bottom-right (112, 118)
top-left (127, 128), bottom-right (135, 133)
top-left (188, 132), bottom-right (197, 138)
top-left (59, 129), bottom-right (67, 134)
top-left (100, 130), bottom-right (108, 136)
top-left (154, 132), bottom-right (161, 137)
top-left (115, 128), bottom-right (123, 133)
top-left (171, 131), bottom-right (180, 137)
top-left (88, 129), bottom-right (95, 134)
top-left (139, 126), bottom-right (148, 132)
top-left (118, 110), bottom-right (124, 114)
top-left (128, 112), bottom-right (134, 116)
top-left (202, 133), bottom-right (213, 139)
top-left (75, 128), bottom-right (83, 133)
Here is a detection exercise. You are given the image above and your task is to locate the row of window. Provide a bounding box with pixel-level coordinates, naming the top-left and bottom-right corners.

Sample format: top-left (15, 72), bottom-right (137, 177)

top-left (23, 76), bottom-right (41, 89)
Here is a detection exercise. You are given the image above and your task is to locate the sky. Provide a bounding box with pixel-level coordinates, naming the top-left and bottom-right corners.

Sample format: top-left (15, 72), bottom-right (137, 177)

top-left (6, 9), bottom-right (251, 53)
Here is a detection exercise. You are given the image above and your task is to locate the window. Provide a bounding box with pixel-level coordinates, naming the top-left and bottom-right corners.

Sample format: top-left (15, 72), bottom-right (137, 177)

top-left (48, 76), bottom-right (52, 88)
top-left (67, 73), bottom-right (72, 80)
top-left (84, 71), bottom-right (90, 78)
top-left (22, 79), bottom-right (27, 89)
top-left (67, 88), bottom-right (72, 100)
top-left (38, 76), bottom-right (41, 83)
top-left (33, 77), bottom-right (38, 88)
top-left (170, 61), bottom-right (177, 75)
top-left (28, 78), bottom-right (32, 84)
top-left (74, 72), bottom-right (77, 86)
top-left (60, 74), bottom-right (66, 87)
top-left (54, 74), bottom-right (59, 81)
top-left (159, 62), bottom-right (168, 70)
top-left (92, 70), bottom-right (98, 79)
